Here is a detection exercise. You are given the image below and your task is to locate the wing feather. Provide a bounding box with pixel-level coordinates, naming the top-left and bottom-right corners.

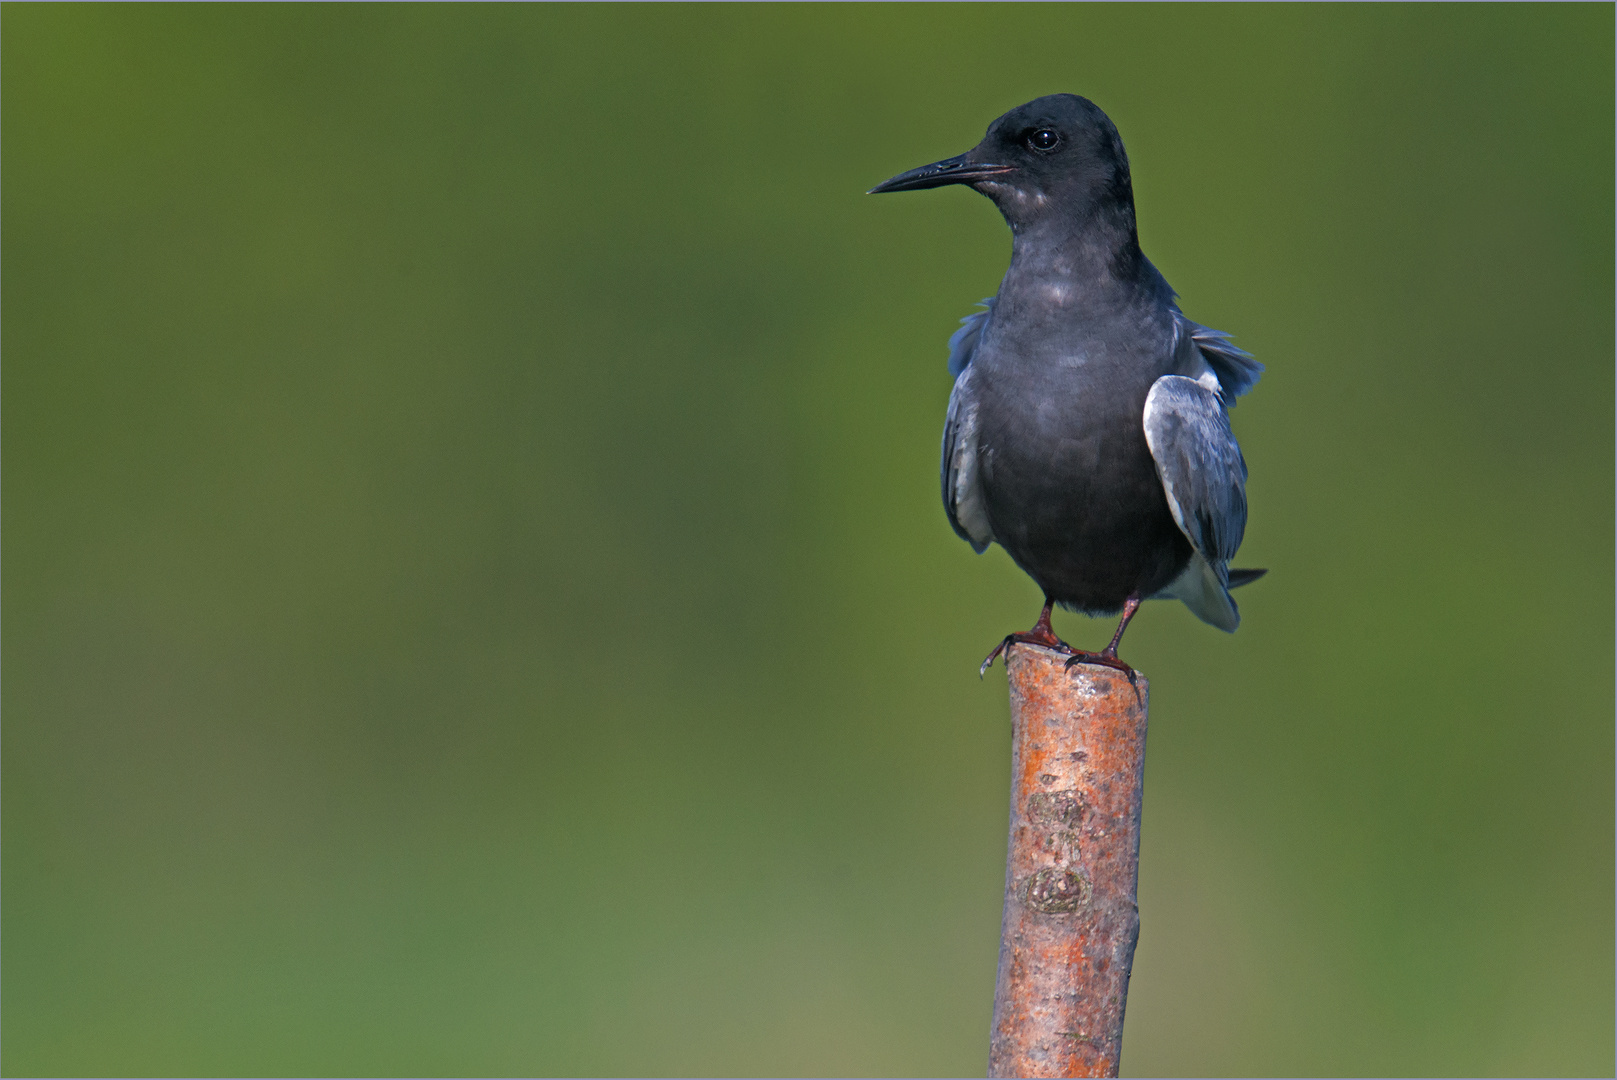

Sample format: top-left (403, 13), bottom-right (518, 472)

top-left (946, 298), bottom-right (995, 376)
top-left (1144, 375), bottom-right (1250, 629)
top-left (1144, 375), bottom-right (1248, 564)
top-left (941, 364), bottom-right (992, 553)
top-left (1172, 310), bottom-right (1262, 404)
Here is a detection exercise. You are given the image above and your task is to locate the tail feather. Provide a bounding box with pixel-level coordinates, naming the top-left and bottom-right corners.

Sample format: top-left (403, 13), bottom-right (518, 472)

top-left (1154, 562), bottom-right (1265, 632)
top-left (1153, 554), bottom-right (1240, 631)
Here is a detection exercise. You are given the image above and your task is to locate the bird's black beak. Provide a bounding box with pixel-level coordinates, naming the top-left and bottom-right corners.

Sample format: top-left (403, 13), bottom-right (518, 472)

top-left (868, 152), bottom-right (1017, 194)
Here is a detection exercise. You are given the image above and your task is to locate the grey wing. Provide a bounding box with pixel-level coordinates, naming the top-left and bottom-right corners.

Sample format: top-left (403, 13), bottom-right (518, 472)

top-left (941, 363), bottom-right (993, 553)
top-left (1143, 375), bottom-right (1249, 630)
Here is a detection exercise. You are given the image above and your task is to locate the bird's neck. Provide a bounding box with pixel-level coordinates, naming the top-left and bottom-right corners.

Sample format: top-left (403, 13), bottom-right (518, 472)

top-left (1003, 209), bottom-right (1144, 301)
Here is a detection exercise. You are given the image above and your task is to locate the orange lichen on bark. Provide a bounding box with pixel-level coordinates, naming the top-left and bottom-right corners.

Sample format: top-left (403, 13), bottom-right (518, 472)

top-left (988, 645), bottom-right (1150, 1079)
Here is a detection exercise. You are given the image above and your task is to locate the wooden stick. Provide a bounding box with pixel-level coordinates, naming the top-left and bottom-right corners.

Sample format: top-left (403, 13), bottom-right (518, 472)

top-left (989, 644), bottom-right (1150, 1079)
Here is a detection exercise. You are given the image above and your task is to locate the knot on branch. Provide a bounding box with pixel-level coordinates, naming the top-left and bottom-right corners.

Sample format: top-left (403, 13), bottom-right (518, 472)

top-left (1026, 789), bottom-right (1085, 827)
top-left (1021, 866), bottom-right (1092, 914)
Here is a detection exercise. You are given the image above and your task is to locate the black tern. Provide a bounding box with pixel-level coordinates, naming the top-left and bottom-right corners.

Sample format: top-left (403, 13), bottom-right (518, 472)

top-left (871, 94), bottom-right (1265, 677)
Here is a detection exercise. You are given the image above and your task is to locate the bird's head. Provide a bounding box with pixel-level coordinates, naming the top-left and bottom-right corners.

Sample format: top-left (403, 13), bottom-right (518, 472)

top-left (869, 94), bottom-right (1135, 236)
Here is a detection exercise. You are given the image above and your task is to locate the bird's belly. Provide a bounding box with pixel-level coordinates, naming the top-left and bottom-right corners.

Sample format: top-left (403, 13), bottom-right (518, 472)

top-left (981, 420), bottom-right (1191, 614)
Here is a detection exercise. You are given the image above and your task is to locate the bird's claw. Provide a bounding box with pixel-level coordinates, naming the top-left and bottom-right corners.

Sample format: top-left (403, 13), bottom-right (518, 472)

top-left (980, 631), bottom-right (1076, 677)
top-left (1062, 650), bottom-right (1133, 674)
top-left (979, 635), bottom-right (1017, 678)
top-left (1064, 651), bottom-right (1141, 695)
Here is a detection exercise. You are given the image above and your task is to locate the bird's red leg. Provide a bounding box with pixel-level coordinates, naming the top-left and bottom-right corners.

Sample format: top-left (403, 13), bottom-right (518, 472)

top-left (980, 596), bottom-right (1076, 677)
top-left (1064, 594), bottom-right (1141, 680)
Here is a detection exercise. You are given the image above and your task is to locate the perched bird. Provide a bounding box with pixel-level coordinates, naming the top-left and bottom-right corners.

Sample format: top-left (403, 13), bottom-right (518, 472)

top-left (870, 94), bottom-right (1265, 677)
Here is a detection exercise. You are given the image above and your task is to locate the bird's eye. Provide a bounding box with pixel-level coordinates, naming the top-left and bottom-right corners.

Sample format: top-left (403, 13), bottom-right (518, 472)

top-left (1028, 129), bottom-right (1061, 151)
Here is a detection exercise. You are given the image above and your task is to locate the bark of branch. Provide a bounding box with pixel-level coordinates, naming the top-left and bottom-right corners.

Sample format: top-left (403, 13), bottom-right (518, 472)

top-left (988, 645), bottom-right (1150, 1079)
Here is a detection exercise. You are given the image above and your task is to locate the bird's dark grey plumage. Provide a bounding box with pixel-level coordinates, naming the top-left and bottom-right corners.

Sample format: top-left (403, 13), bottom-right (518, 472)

top-left (872, 94), bottom-right (1265, 673)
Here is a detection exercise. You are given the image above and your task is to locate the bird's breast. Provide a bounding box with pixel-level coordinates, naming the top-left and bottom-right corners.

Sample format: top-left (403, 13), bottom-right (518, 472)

top-left (967, 330), bottom-right (1187, 611)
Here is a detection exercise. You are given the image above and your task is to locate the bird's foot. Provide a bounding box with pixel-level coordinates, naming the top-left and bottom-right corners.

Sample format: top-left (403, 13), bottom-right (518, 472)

top-left (979, 627), bottom-right (1075, 678)
top-left (1064, 649), bottom-right (1140, 695)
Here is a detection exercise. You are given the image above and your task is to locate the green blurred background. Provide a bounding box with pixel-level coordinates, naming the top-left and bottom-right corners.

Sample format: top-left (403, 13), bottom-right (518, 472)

top-left (4, 4), bottom-right (1612, 1076)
